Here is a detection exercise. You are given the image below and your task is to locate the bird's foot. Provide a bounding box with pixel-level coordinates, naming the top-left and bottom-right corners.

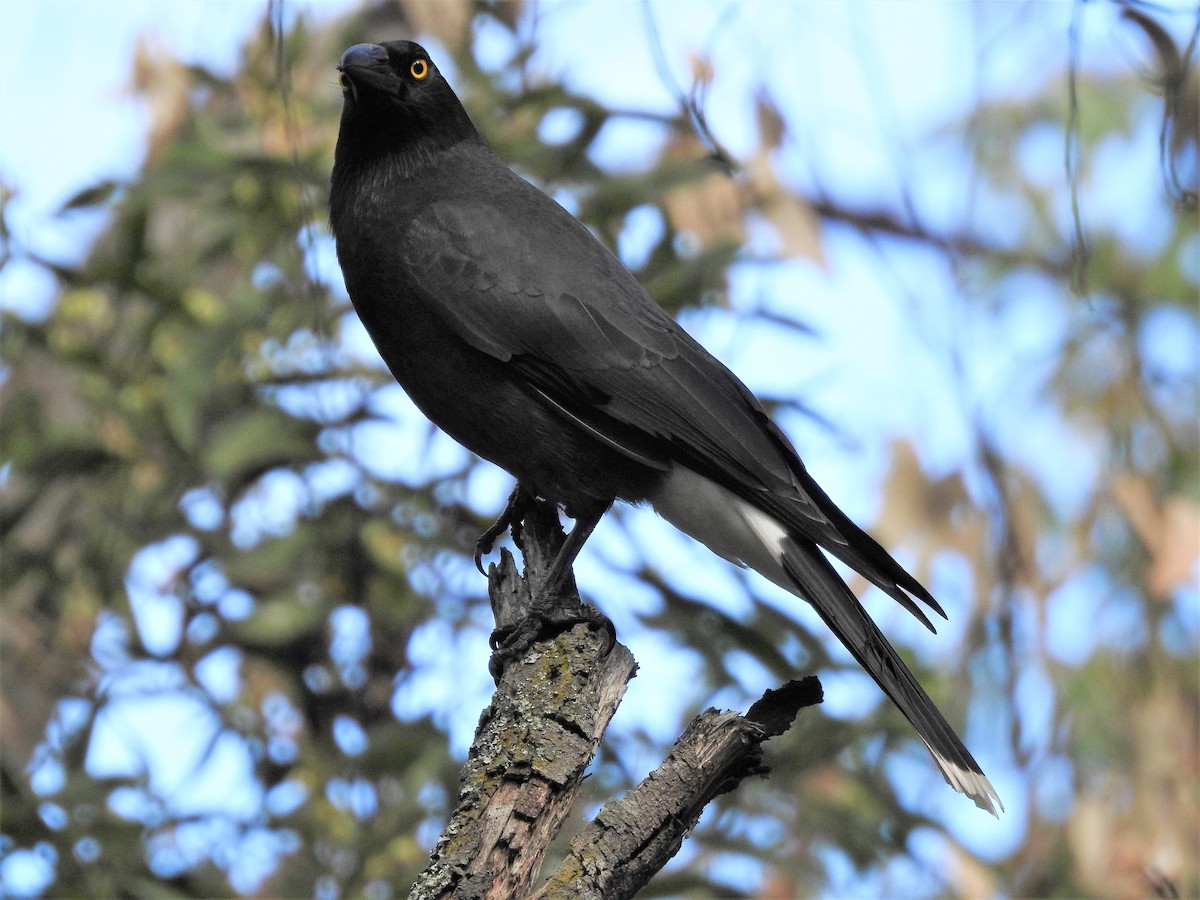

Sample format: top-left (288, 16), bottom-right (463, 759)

top-left (488, 603), bottom-right (615, 681)
top-left (474, 485), bottom-right (534, 575)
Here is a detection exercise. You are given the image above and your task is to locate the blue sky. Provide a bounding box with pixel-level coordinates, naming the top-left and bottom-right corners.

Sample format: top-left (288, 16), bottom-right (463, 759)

top-left (2, 0), bottom-right (1195, 895)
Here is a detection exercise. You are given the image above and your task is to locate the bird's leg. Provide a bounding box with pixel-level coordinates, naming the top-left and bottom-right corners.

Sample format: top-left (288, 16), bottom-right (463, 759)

top-left (488, 504), bottom-right (614, 678)
top-left (474, 483), bottom-right (534, 575)
top-left (538, 506), bottom-right (601, 595)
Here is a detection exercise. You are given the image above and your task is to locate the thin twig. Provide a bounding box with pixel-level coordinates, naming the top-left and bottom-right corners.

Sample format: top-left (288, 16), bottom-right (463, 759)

top-left (1065, 0), bottom-right (1090, 297)
top-left (641, 0), bottom-right (739, 175)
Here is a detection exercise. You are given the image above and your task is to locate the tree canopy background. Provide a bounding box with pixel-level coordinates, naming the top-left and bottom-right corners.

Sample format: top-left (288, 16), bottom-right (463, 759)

top-left (1, 0), bottom-right (1196, 896)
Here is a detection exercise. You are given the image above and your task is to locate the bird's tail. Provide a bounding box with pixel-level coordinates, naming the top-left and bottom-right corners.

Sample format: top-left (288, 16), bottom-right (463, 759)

top-left (648, 465), bottom-right (1003, 815)
top-left (779, 536), bottom-right (1003, 816)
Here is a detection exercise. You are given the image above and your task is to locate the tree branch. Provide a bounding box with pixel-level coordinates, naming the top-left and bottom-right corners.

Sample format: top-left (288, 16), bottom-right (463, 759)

top-left (533, 678), bottom-right (822, 900)
top-left (807, 196), bottom-right (1073, 276)
top-left (409, 502), bottom-right (637, 900)
top-left (409, 501), bottom-right (823, 899)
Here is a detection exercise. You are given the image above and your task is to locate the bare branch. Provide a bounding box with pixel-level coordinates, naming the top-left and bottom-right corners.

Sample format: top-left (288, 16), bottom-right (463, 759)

top-left (807, 196), bottom-right (1073, 276)
top-left (409, 505), bottom-right (637, 900)
top-left (533, 678), bottom-right (823, 900)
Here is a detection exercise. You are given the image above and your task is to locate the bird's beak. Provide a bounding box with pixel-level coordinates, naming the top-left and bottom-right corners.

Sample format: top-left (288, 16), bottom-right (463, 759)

top-left (337, 43), bottom-right (391, 101)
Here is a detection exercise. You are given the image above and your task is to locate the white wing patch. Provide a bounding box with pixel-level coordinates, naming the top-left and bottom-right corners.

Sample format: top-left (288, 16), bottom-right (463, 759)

top-left (649, 464), bottom-right (791, 587)
top-left (737, 501), bottom-right (788, 564)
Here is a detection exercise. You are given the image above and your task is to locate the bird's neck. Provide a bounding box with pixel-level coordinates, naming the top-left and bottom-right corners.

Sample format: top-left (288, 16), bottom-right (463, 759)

top-left (330, 122), bottom-right (486, 239)
top-left (333, 104), bottom-right (481, 185)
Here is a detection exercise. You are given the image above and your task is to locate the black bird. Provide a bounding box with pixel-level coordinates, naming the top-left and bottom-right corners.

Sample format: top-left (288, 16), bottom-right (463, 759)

top-left (330, 40), bottom-right (1002, 816)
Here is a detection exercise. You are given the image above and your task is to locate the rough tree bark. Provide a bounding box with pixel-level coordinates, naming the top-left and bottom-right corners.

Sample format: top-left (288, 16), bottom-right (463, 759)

top-left (408, 500), bottom-right (822, 900)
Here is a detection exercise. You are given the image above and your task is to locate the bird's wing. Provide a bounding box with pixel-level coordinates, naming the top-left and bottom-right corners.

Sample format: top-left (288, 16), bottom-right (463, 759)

top-left (403, 196), bottom-right (803, 494)
top-left (403, 194), bottom-right (942, 626)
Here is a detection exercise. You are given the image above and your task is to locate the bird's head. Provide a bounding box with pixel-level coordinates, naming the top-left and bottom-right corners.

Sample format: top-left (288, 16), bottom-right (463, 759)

top-left (334, 40), bottom-right (478, 169)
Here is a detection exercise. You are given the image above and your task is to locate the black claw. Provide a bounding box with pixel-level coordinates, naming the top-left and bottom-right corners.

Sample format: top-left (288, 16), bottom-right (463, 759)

top-left (595, 613), bottom-right (617, 656)
top-left (473, 537), bottom-right (494, 576)
top-left (473, 485), bottom-right (532, 576)
top-left (488, 604), bottom-right (616, 681)
top-left (488, 623), bottom-right (514, 652)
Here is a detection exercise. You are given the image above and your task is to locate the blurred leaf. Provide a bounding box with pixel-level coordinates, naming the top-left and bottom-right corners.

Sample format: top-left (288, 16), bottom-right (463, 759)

top-left (202, 408), bottom-right (317, 483)
top-left (59, 179), bottom-right (120, 212)
top-left (1111, 474), bottom-right (1200, 596)
top-left (230, 596), bottom-right (326, 648)
top-left (400, 0), bottom-right (471, 46)
top-left (756, 90), bottom-right (786, 152)
top-left (748, 153), bottom-right (825, 267)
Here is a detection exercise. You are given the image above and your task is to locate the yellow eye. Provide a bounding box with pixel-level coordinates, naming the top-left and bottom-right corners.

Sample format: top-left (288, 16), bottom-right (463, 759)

top-left (339, 72), bottom-right (351, 90)
top-left (410, 59), bottom-right (429, 80)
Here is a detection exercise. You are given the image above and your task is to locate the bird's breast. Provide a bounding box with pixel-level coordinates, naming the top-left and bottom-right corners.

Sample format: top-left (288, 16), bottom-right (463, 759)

top-left (344, 273), bottom-right (661, 516)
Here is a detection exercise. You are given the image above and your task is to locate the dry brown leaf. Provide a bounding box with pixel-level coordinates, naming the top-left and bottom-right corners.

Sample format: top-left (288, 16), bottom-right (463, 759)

top-left (748, 88), bottom-right (825, 267)
top-left (660, 110), bottom-right (825, 265)
top-left (768, 196), bottom-right (824, 265)
top-left (944, 838), bottom-right (999, 898)
top-left (756, 873), bottom-right (802, 900)
top-left (130, 36), bottom-right (191, 160)
top-left (663, 170), bottom-right (743, 248)
top-left (1111, 474), bottom-right (1200, 596)
top-left (872, 439), bottom-right (993, 597)
top-left (746, 152), bottom-right (826, 268)
top-left (399, 0), bottom-right (472, 46)
top-left (1152, 498), bottom-right (1200, 595)
top-left (688, 51), bottom-right (715, 91)
top-left (661, 137), bottom-right (745, 250)
top-left (1113, 474), bottom-right (1162, 549)
top-left (755, 91), bottom-right (786, 152)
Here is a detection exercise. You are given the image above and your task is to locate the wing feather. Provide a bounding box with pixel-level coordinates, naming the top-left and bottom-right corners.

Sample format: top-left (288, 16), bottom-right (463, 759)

top-left (402, 189), bottom-right (942, 625)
